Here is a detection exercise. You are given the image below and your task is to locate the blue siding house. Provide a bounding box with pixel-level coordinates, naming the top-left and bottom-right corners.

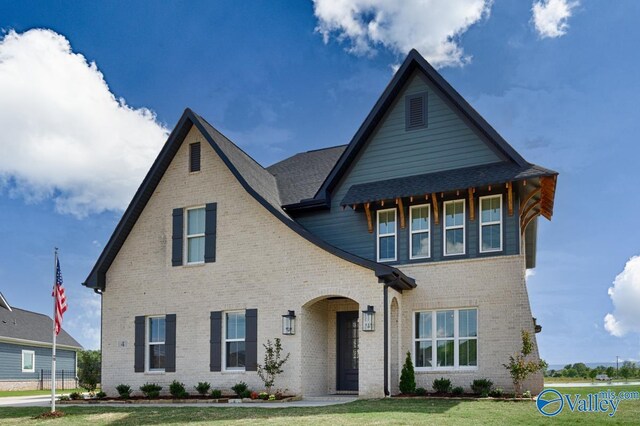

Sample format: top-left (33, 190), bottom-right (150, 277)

top-left (0, 292), bottom-right (82, 390)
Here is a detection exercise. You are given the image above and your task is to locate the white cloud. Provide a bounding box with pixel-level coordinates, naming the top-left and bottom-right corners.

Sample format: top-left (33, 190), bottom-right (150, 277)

top-left (64, 291), bottom-right (101, 349)
top-left (604, 256), bottom-right (640, 337)
top-left (0, 29), bottom-right (168, 217)
top-left (313, 0), bottom-right (493, 68)
top-left (532, 0), bottom-right (579, 39)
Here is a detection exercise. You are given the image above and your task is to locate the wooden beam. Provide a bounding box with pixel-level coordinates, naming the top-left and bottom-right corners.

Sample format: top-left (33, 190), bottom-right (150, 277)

top-left (519, 187), bottom-right (541, 212)
top-left (468, 188), bottom-right (475, 221)
top-left (397, 198), bottom-right (406, 229)
top-left (520, 199), bottom-right (541, 229)
top-left (521, 207), bottom-right (540, 235)
top-left (364, 203), bottom-right (373, 234)
top-left (507, 181), bottom-right (514, 216)
top-left (431, 193), bottom-right (439, 225)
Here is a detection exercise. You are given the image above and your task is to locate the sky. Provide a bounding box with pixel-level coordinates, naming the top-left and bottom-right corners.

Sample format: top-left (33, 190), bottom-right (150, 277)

top-left (0, 0), bottom-right (638, 364)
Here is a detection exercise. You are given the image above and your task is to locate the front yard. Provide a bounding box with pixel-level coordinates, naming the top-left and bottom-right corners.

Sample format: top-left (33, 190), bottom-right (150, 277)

top-left (1, 386), bottom-right (639, 425)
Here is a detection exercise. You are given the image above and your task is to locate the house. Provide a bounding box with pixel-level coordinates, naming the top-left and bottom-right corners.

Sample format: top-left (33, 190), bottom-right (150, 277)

top-left (0, 292), bottom-right (82, 390)
top-left (83, 50), bottom-right (557, 398)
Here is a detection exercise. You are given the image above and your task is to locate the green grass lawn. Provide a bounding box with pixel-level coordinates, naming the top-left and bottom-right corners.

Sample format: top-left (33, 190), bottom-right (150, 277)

top-left (0, 389), bottom-right (84, 398)
top-left (0, 385), bottom-right (638, 425)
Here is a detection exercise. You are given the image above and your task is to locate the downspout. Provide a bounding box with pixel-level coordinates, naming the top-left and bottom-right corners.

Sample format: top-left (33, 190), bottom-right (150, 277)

top-left (383, 283), bottom-right (389, 396)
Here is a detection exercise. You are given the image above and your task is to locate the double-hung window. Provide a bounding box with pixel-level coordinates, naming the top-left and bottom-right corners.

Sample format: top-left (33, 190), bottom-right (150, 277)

top-left (479, 195), bottom-right (502, 253)
top-left (147, 316), bottom-right (166, 371)
top-left (413, 308), bottom-right (478, 370)
top-left (444, 200), bottom-right (465, 255)
top-left (225, 312), bottom-right (246, 370)
top-left (377, 209), bottom-right (397, 262)
top-left (21, 350), bottom-right (35, 373)
top-left (410, 204), bottom-right (430, 259)
top-left (185, 207), bottom-right (205, 264)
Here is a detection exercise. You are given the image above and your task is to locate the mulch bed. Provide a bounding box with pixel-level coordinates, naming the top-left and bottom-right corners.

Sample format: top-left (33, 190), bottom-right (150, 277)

top-left (392, 393), bottom-right (532, 401)
top-left (33, 411), bottom-right (65, 419)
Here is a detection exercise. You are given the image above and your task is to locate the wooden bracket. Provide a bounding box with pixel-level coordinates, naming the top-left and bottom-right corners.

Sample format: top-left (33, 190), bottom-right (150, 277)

top-left (507, 181), bottom-right (514, 216)
top-left (397, 198), bottom-right (406, 229)
top-left (468, 188), bottom-right (475, 221)
top-left (431, 193), bottom-right (439, 225)
top-left (365, 203), bottom-right (373, 234)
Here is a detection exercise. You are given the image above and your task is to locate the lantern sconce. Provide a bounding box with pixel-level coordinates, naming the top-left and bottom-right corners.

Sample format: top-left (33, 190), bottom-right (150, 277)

top-left (282, 310), bottom-right (296, 335)
top-left (362, 305), bottom-right (375, 331)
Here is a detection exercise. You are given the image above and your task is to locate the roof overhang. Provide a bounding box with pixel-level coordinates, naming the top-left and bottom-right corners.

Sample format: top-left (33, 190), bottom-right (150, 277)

top-left (0, 336), bottom-right (82, 351)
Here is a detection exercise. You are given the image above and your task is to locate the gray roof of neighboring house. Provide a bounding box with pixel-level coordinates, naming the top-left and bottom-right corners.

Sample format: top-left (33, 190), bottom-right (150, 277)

top-left (267, 145), bottom-right (347, 206)
top-left (340, 162), bottom-right (558, 206)
top-left (0, 302), bottom-right (82, 349)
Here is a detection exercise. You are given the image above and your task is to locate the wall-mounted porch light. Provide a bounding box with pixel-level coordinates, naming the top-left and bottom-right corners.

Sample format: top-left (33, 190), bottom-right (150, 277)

top-left (282, 310), bottom-right (296, 335)
top-left (362, 305), bottom-right (375, 331)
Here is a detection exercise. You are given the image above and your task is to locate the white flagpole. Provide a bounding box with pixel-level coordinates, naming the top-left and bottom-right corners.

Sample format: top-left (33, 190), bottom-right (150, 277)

top-left (51, 247), bottom-right (58, 413)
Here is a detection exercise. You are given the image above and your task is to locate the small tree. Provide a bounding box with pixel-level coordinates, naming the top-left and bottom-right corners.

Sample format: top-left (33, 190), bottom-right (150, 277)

top-left (503, 330), bottom-right (546, 396)
top-left (78, 350), bottom-right (101, 395)
top-left (589, 369), bottom-right (598, 382)
top-left (257, 338), bottom-right (290, 394)
top-left (399, 352), bottom-right (416, 394)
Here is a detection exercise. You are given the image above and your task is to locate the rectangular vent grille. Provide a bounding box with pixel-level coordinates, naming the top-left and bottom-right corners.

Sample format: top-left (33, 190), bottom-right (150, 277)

top-left (190, 142), bottom-right (201, 172)
top-left (406, 93), bottom-right (427, 130)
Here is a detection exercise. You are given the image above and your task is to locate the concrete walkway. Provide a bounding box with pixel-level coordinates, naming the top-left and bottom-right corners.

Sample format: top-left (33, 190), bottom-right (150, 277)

top-left (545, 381), bottom-right (640, 388)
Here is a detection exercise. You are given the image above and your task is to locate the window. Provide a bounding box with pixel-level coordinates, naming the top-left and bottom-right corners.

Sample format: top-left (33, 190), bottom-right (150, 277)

top-left (480, 195), bottom-right (502, 253)
top-left (224, 312), bottom-right (246, 370)
top-left (147, 316), bottom-right (166, 371)
top-left (185, 207), bottom-right (205, 264)
top-left (21, 350), bottom-right (35, 373)
top-left (410, 204), bottom-right (430, 259)
top-left (377, 209), bottom-right (397, 262)
top-left (189, 142), bottom-right (201, 172)
top-left (405, 92), bottom-right (428, 130)
top-left (413, 308), bottom-right (478, 370)
top-left (444, 200), bottom-right (465, 255)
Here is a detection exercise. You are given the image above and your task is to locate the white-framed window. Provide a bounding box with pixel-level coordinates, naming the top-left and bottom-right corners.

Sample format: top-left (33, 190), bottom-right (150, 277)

top-left (413, 308), bottom-right (478, 370)
top-left (146, 316), bottom-right (166, 372)
top-left (377, 208), bottom-right (397, 262)
top-left (224, 311), bottom-right (246, 371)
top-left (479, 194), bottom-right (502, 253)
top-left (410, 204), bottom-right (430, 259)
top-left (21, 350), bottom-right (35, 373)
top-left (185, 206), bottom-right (205, 264)
top-left (443, 200), bottom-right (465, 256)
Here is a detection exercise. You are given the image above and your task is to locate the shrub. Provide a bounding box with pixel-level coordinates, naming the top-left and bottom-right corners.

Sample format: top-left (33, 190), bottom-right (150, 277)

top-left (211, 389), bottom-right (222, 399)
top-left (250, 391), bottom-right (259, 400)
top-left (240, 389), bottom-right (251, 399)
top-left (503, 330), bottom-right (547, 396)
top-left (77, 350), bottom-right (101, 394)
top-left (268, 394), bottom-right (276, 401)
top-left (69, 392), bottom-right (82, 400)
top-left (471, 379), bottom-right (494, 397)
top-left (432, 378), bottom-right (452, 394)
top-left (257, 338), bottom-right (291, 394)
top-left (140, 383), bottom-right (162, 399)
top-left (116, 384), bottom-right (132, 399)
top-left (489, 388), bottom-right (504, 398)
top-left (452, 386), bottom-right (464, 396)
top-left (414, 387), bottom-right (427, 396)
top-left (522, 390), bottom-right (532, 399)
top-left (168, 380), bottom-right (188, 399)
top-left (195, 382), bottom-right (211, 396)
top-left (231, 381), bottom-right (248, 397)
top-left (259, 392), bottom-right (269, 400)
top-left (95, 391), bottom-right (107, 399)
top-left (399, 352), bottom-right (416, 394)
top-left (59, 395), bottom-right (70, 401)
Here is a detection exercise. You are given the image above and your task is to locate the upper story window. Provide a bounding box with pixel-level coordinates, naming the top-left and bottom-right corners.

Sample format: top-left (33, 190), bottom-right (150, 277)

top-left (480, 195), bottom-right (502, 253)
top-left (410, 204), bottom-right (430, 259)
top-left (443, 200), bottom-right (465, 256)
top-left (377, 208), bottom-right (397, 262)
top-left (185, 207), bottom-right (205, 264)
top-left (147, 316), bottom-right (166, 371)
top-left (189, 142), bottom-right (201, 172)
top-left (21, 350), bottom-right (35, 373)
top-left (405, 92), bottom-right (428, 130)
top-left (225, 311), bottom-right (246, 371)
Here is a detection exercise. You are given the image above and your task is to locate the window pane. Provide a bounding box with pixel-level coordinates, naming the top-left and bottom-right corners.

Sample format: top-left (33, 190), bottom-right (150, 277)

top-left (226, 312), bottom-right (246, 340)
top-left (436, 340), bottom-right (454, 367)
top-left (415, 341), bottom-right (432, 367)
top-left (459, 339), bottom-right (477, 366)
top-left (378, 210), bottom-right (396, 235)
top-left (459, 309), bottom-right (477, 338)
top-left (379, 236), bottom-right (395, 260)
top-left (445, 229), bottom-right (464, 254)
top-left (187, 208), bottom-right (205, 235)
top-left (149, 317), bottom-right (165, 343)
top-left (187, 236), bottom-right (205, 263)
top-left (411, 232), bottom-right (430, 258)
top-left (481, 197), bottom-right (501, 223)
top-left (226, 341), bottom-right (246, 368)
top-left (411, 207), bottom-right (429, 231)
top-left (481, 224), bottom-right (500, 251)
top-left (149, 344), bottom-right (165, 369)
top-left (415, 312), bottom-right (432, 339)
top-left (437, 311), bottom-right (454, 338)
top-left (23, 352), bottom-right (33, 370)
top-left (445, 201), bottom-right (464, 226)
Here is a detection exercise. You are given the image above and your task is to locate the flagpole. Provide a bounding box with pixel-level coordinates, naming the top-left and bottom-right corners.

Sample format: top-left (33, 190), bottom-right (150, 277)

top-left (51, 247), bottom-right (58, 413)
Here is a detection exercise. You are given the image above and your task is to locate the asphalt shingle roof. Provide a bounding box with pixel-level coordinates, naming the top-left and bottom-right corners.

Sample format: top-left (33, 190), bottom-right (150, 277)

top-left (0, 304), bottom-right (82, 349)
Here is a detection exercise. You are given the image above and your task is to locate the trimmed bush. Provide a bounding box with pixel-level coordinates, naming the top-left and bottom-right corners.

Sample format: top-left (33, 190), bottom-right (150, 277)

top-left (523, 390), bottom-right (532, 399)
top-left (415, 387), bottom-right (427, 396)
top-left (399, 352), bottom-right (416, 394)
top-left (452, 386), bottom-right (464, 396)
top-left (116, 384), bottom-right (131, 399)
top-left (259, 392), bottom-right (269, 400)
top-left (169, 380), bottom-right (188, 398)
top-left (211, 389), bottom-right (222, 399)
top-left (95, 391), bottom-right (107, 399)
top-left (471, 379), bottom-right (494, 397)
top-left (195, 382), bottom-right (211, 396)
top-left (69, 392), bottom-right (82, 400)
top-left (59, 395), bottom-right (70, 401)
top-left (231, 381), bottom-right (248, 397)
top-left (432, 377), bottom-right (452, 394)
top-left (140, 383), bottom-right (162, 399)
top-left (240, 389), bottom-right (251, 399)
top-left (489, 388), bottom-right (504, 398)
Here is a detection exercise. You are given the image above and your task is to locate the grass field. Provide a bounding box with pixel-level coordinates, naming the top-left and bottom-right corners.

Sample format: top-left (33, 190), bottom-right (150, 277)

top-left (0, 385), bottom-right (638, 425)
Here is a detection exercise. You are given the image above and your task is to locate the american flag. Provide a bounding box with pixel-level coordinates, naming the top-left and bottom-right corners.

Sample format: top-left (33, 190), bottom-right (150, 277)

top-left (52, 259), bottom-right (67, 335)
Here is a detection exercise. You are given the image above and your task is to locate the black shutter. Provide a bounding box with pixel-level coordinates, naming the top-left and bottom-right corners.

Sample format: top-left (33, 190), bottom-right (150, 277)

top-left (134, 316), bottom-right (145, 373)
top-left (210, 311), bottom-right (222, 372)
top-left (172, 208), bottom-right (183, 266)
top-left (165, 314), bottom-right (176, 372)
top-left (204, 203), bottom-right (217, 263)
top-left (189, 142), bottom-right (201, 172)
top-left (245, 309), bottom-right (258, 371)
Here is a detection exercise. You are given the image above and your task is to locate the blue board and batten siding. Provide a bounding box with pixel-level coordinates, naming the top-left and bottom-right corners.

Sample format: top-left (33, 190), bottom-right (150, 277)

top-left (294, 71), bottom-right (520, 263)
top-left (0, 342), bottom-right (76, 380)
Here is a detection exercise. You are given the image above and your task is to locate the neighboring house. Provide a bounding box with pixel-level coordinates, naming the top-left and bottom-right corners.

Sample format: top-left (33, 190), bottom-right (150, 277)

top-left (83, 50), bottom-right (557, 398)
top-left (0, 292), bottom-right (82, 390)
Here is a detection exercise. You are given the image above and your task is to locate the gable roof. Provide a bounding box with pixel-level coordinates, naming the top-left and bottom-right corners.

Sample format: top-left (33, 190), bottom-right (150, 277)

top-left (83, 109), bottom-right (415, 292)
top-left (0, 304), bottom-right (82, 349)
top-left (310, 49), bottom-right (528, 205)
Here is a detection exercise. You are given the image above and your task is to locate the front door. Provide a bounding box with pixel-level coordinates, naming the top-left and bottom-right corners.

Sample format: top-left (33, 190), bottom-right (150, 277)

top-left (336, 311), bottom-right (359, 392)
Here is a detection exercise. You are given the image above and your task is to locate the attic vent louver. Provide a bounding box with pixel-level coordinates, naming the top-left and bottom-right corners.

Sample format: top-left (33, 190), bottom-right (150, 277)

top-left (190, 142), bottom-right (201, 172)
top-left (405, 92), bottom-right (427, 130)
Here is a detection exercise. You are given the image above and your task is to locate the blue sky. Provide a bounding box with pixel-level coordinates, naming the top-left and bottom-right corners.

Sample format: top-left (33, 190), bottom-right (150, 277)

top-left (0, 1), bottom-right (638, 364)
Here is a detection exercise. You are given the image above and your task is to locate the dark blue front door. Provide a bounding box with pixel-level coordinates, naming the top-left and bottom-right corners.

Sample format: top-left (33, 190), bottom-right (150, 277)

top-left (337, 311), bottom-right (359, 391)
